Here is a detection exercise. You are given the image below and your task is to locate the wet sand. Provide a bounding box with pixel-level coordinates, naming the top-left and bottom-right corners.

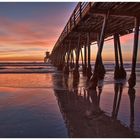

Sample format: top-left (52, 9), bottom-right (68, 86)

top-left (55, 89), bottom-right (135, 138)
top-left (53, 71), bottom-right (138, 138)
top-left (0, 62), bottom-right (139, 137)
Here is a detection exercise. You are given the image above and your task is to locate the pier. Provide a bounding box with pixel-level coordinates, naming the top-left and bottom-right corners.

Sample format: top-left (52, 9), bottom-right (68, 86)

top-left (50, 2), bottom-right (140, 88)
top-left (0, 2), bottom-right (140, 138)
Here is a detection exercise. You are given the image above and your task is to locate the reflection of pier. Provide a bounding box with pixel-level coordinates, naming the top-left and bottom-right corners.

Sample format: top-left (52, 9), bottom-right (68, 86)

top-left (52, 73), bottom-right (135, 138)
top-left (50, 2), bottom-right (140, 88)
top-left (128, 88), bottom-right (135, 130)
top-left (111, 82), bottom-right (136, 131)
top-left (112, 82), bottom-right (124, 119)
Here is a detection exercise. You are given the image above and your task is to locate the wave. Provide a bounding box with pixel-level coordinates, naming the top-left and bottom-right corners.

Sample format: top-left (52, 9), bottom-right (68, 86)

top-left (0, 62), bottom-right (140, 73)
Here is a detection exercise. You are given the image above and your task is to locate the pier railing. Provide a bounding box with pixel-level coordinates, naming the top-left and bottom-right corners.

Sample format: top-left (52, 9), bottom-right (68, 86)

top-left (53, 2), bottom-right (94, 51)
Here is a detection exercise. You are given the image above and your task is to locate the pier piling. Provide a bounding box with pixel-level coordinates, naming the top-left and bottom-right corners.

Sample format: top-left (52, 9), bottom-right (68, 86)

top-left (87, 32), bottom-right (92, 78)
top-left (50, 2), bottom-right (140, 89)
top-left (83, 41), bottom-right (87, 75)
top-left (114, 34), bottom-right (126, 79)
top-left (129, 17), bottom-right (139, 88)
top-left (73, 35), bottom-right (81, 78)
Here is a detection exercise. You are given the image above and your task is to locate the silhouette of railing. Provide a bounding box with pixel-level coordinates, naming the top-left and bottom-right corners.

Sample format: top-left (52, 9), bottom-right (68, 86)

top-left (53, 2), bottom-right (94, 50)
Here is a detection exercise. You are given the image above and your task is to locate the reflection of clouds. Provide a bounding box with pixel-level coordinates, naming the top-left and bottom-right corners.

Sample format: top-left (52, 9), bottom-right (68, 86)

top-left (0, 74), bottom-right (52, 88)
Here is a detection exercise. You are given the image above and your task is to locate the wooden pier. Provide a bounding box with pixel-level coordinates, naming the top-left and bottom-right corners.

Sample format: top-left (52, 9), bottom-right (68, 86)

top-left (50, 2), bottom-right (140, 88)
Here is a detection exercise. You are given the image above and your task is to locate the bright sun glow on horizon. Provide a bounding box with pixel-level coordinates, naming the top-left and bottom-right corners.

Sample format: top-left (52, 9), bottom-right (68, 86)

top-left (0, 2), bottom-right (139, 62)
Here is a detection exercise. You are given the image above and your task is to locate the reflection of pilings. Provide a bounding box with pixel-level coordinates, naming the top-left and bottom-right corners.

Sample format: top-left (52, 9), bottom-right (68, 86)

top-left (52, 71), bottom-right (135, 137)
top-left (129, 17), bottom-right (139, 88)
top-left (84, 79), bottom-right (104, 111)
top-left (128, 88), bottom-right (135, 130)
top-left (112, 83), bottom-right (123, 119)
top-left (87, 88), bottom-right (99, 112)
top-left (97, 80), bottom-right (104, 106)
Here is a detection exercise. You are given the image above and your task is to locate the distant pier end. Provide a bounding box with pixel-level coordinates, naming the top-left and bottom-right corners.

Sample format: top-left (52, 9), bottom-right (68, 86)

top-left (44, 51), bottom-right (50, 63)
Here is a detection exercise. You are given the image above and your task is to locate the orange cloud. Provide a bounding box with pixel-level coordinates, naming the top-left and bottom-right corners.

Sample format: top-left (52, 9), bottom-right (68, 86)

top-left (0, 17), bottom-right (62, 48)
top-left (0, 17), bottom-right (63, 61)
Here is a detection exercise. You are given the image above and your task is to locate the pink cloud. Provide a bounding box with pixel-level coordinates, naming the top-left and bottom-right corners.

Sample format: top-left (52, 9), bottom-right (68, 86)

top-left (0, 17), bottom-right (62, 48)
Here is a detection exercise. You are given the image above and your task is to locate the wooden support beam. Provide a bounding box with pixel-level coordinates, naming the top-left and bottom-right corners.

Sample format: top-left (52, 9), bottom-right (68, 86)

top-left (74, 10), bottom-right (76, 26)
top-left (116, 34), bottom-right (123, 67)
top-left (114, 34), bottom-right (119, 68)
top-left (67, 41), bottom-right (71, 65)
top-left (84, 42), bottom-right (87, 67)
top-left (114, 34), bottom-right (126, 79)
top-left (117, 34), bottom-right (126, 79)
top-left (80, 2), bottom-right (82, 19)
top-left (114, 34), bottom-right (120, 79)
top-left (63, 45), bottom-right (67, 64)
top-left (86, 32), bottom-right (92, 78)
top-left (131, 17), bottom-right (139, 74)
top-left (91, 11), bottom-right (109, 81)
top-left (70, 49), bottom-right (75, 69)
top-left (57, 48), bottom-right (65, 71)
top-left (89, 9), bottom-right (138, 18)
top-left (73, 34), bottom-right (81, 78)
top-left (63, 44), bottom-right (70, 74)
top-left (97, 34), bottom-right (104, 68)
top-left (128, 17), bottom-right (139, 88)
top-left (82, 41), bottom-right (87, 75)
top-left (57, 48), bottom-right (62, 65)
top-left (98, 12), bottom-right (109, 56)
top-left (87, 32), bottom-right (91, 68)
top-left (80, 48), bottom-right (84, 66)
top-left (71, 49), bottom-right (74, 64)
top-left (75, 34), bottom-right (81, 69)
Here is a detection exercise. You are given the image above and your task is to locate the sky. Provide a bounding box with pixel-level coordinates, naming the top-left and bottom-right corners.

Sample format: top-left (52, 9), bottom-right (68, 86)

top-left (0, 2), bottom-right (139, 62)
top-left (0, 2), bottom-right (77, 61)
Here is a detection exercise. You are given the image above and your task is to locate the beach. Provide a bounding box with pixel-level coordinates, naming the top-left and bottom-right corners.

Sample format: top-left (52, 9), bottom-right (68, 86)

top-left (0, 62), bottom-right (140, 137)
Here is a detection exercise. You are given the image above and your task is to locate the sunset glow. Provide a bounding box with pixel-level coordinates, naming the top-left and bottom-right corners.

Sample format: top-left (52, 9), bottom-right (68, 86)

top-left (0, 2), bottom-right (76, 61)
top-left (0, 2), bottom-right (139, 62)
top-left (0, 2), bottom-right (140, 138)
